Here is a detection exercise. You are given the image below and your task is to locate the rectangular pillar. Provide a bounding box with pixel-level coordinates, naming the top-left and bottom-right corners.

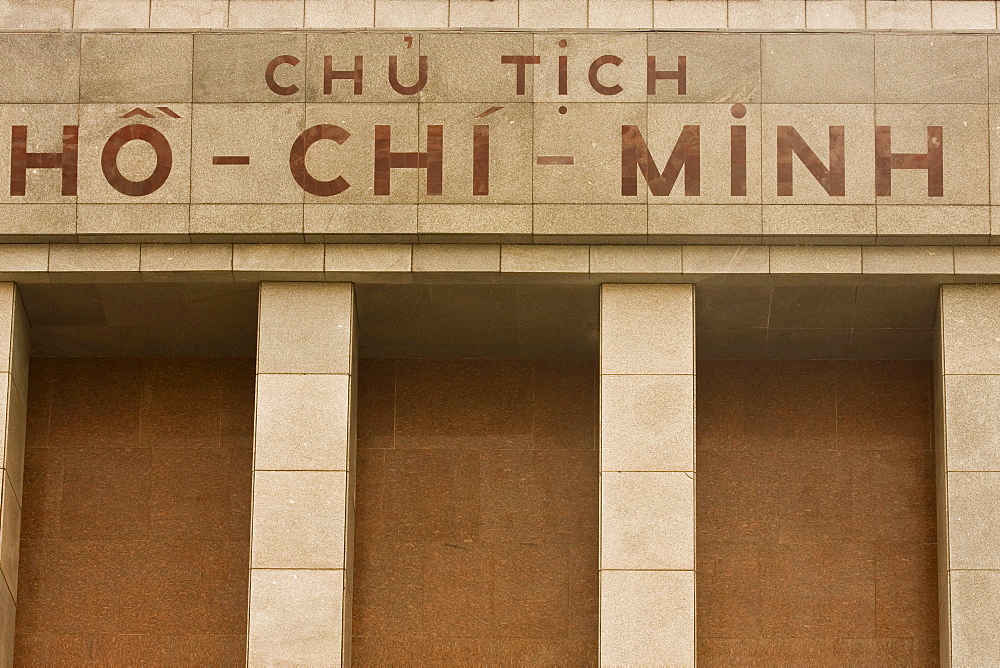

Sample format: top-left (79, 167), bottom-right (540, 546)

top-left (599, 283), bottom-right (696, 666)
top-left (0, 284), bottom-right (26, 667)
top-left (937, 284), bottom-right (1000, 666)
top-left (248, 282), bottom-right (357, 666)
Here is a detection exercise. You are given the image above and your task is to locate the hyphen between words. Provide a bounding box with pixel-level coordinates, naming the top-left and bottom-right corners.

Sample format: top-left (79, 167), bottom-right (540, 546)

top-left (9, 52), bottom-right (945, 199)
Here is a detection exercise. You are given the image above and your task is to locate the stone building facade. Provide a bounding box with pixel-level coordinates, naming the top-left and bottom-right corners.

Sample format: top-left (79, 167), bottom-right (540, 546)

top-left (0, 0), bottom-right (998, 665)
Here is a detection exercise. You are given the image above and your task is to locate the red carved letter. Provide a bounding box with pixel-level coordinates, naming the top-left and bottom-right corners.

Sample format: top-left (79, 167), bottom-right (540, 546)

top-left (324, 55), bottom-right (363, 95)
top-left (10, 125), bottom-right (78, 196)
top-left (101, 124), bottom-right (172, 197)
top-left (776, 126), bottom-right (845, 196)
top-left (622, 124), bottom-right (700, 197)
top-left (500, 55), bottom-right (541, 96)
top-left (875, 126), bottom-right (943, 197)
top-left (290, 124), bottom-right (351, 197)
top-left (589, 55), bottom-right (623, 96)
top-left (265, 55), bottom-right (300, 96)
top-left (388, 55), bottom-right (428, 95)
top-left (647, 55), bottom-right (686, 96)
top-left (374, 125), bottom-right (443, 195)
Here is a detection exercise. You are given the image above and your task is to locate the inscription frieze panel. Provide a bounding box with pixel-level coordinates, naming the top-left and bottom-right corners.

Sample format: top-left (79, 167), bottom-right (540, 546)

top-left (0, 31), bottom-right (995, 242)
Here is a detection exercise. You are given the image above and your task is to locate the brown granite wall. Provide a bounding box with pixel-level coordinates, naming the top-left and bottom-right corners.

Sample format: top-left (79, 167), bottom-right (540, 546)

top-left (697, 361), bottom-right (938, 666)
top-left (13, 358), bottom-right (254, 665)
top-left (352, 359), bottom-right (599, 664)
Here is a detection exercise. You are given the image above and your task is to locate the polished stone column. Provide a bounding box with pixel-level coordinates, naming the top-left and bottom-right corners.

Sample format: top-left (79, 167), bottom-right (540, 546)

top-left (248, 282), bottom-right (357, 666)
top-left (599, 283), bottom-right (696, 665)
top-left (936, 284), bottom-right (1000, 666)
top-left (0, 284), bottom-right (28, 666)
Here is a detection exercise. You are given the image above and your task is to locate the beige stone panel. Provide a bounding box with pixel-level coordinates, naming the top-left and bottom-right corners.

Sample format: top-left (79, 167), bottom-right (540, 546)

top-left (375, 0), bottom-right (447, 27)
top-left (806, 0), bottom-right (866, 29)
top-left (304, 103), bottom-right (417, 203)
top-left (588, 0), bottom-right (653, 28)
top-left (305, 0), bottom-right (375, 27)
top-left (412, 244), bottom-right (500, 272)
top-left (252, 470), bottom-right (347, 568)
top-left (534, 103), bottom-right (645, 204)
top-left (770, 245), bottom-right (862, 274)
top-left (602, 471), bottom-right (694, 569)
top-left (932, 0), bottom-right (996, 30)
top-left (421, 33), bottom-right (533, 102)
top-left (77, 105), bottom-right (191, 205)
top-left (49, 243), bottom-right (140, 273)
top-left (600, 571), bottom-right (694, 665)
top-left (941, 285), bottom-right (1000, 375)
top-left (591, 245), bottom-right (682, 274)
top-left (80, 34), bottom-right (191, 104)
top-left (0, 377), bottom-right (24, 504)
top-left (950, 570), bottom-right (1000, 666)
top-left (602, 374), bottom-right (694, 472)
top-left (653, 0), bottom-right (726, 29)
top-left (192, 204), bottom-right (304, 239)
top-left (956, 245), bottom-right (1000, 274)
top-left (877, 205), bottom-right (989, 240)
top-left (325, 244), bottom-right (411, 273)
top-left (648, 204), bottom-right (762, 243)
top-left (762, 35), bottom-right (873, 104)
top-left (875, 35), bottom-right (987, 104)
top-left (0, 245), bottom-right (50, 275)
top-left (682, 245), bottom-right (768, 274)
top-left (866, 0), bottom-right (931, 30)
top-left (449, 0), bottom-right (517, 27)
top-left (150, 0), bottom-right (228, 27)
top-left (73, 0), bottom-right (148, 27)
top-left (949, 472), bottom-right (1000, 569)
top-left (987, 106), bottom-right (1000, 204)
top-left (304, 204), bottom-right (416, 239)
top-left (496, 244), bottom-right (585, 274)
top-left (305, 33), bottom-right (422, 104)
top-left (533, 204), bottom-right (645, 242)
top-left (0, 34), bottom-right (78, 104)
top-left (230, 0), bottom-right (305, 27)
top-left (943, 375), bottom-right (1000, 472)
top-left (763, 205), bottom-right (875, 241)
top-left (875, 104), bottom-right (988, 206)
top-left (0, 104), bottom-right (78, 204)
top-left (233, 244), bottom-right (324, 279)
top-left (519, 0), bottom-right (587, 27)
top-left (139, 243), bottom-right (232, 282)
top-left (0, 0), bottom-right (73, 29)
top-left (9, 292), bottom-right (27, 400)
top-left (646, 103), bottom-right (761, 205)
top-left (990, 36), bottom-right (1000, 104)
top-left (257, 282), bottom-right (353, 375)
top-left (418, 104), bottom-right (531, 203)
top-left (76, 204), bottom-right (188, 241)
top-left (255, 374), bottom-right (350, 471)
top-left (418, 204), bottom-right (531, 240)
top-left (0, 473), bottom-right (18, 600)
top-left (191, 104), bottom-right (304, 204)
top-left (761, 104), bottom-right (874, 205)
top-left (0, 580), bottom-right (11, 665)
top-left (647, 34), bottom-right (758, 104)
top-left (601, 283), bottom-right (693, 375)
top-left (194, 34), bottom-right (305, 103)
top-left (533, 33), bottom-right (646, 103)
top-left (862, 246), bottom-right (953, 275)
top-left (728, 0), bottom-right (805, 29)
top-left (0, 205), bottom-right (75, 240)
top-left (248, 568), bottom-right (345, 664)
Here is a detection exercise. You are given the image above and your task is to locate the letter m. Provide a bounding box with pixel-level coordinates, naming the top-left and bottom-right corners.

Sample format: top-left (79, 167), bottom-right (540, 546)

top-left (622, 124), bottom-right (700, 196)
